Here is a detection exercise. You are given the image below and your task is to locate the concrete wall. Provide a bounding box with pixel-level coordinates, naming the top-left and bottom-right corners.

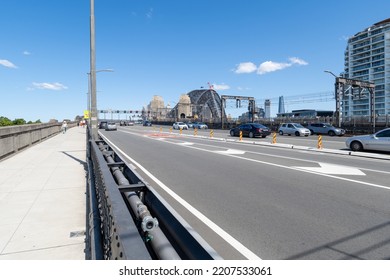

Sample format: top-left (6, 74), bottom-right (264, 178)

top-left (0, 122), bottom-right (74, 160)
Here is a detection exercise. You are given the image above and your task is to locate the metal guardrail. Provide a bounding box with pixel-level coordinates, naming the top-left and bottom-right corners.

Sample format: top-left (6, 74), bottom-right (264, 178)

top-left (85, 128), bottom-right (221, 260)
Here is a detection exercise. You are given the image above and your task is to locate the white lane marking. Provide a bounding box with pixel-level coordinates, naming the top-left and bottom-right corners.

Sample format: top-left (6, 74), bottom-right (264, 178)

top-left (215, 149), bottom-right (246, 155)
top-left (168, 138), bottom-right (390, 191)
top-left (294, 163), bottom-right (366, 176)
top-left (171, 137), bottom-right (390, 176)
top-left (177, 142), bottom-right (194, 146)
top-left (99, 133), bottom-right (261, 260)
top-left (224, 153), bottom-right (390, 191)
top-left (120, 129), bottom-right (390, 190)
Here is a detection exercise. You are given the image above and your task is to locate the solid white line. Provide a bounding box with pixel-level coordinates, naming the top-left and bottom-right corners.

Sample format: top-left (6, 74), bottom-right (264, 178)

top-left (99, 133), bottom-right (261, 260)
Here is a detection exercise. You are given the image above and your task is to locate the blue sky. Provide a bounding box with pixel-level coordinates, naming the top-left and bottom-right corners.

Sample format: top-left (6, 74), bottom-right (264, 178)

top-left (1, 0), bottom-right (390, 122)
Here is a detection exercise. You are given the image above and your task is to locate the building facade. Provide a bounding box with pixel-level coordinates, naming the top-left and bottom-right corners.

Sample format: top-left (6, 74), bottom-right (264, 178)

top-left (343, 18), bottom-right (390, 118)
top-left (264, 99), bottom-right (271, 119)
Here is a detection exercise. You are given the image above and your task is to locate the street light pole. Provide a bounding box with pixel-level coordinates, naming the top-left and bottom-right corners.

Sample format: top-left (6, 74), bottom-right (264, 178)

top-left (87, 69), bottom-right (113, 126)
top-left (324, 70), bottom-right (342, 128)
top-left (89, 0), bottom-right (98, 139)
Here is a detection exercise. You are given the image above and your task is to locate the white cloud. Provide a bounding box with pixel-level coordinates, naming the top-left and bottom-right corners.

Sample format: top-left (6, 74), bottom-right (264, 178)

top-left (234, 62), bottom-right (257, 74)
top-left (0, 59), bottom-right (18, 69)
top-left (289, 57), bottom-right (308, 65)
top-left (32, 82), bottom-right (68, 91)
top-left (257, 61), bottom-right (291, 75)
top-left (213, 83), bottom-right (230, 90)
top-left (235, 57), bottom-right (308, 75)
top-left (237, 86), bottom-right (251, 91)
top-left (146, 8), bottom-right (153, 19)
top-left (23, 51), bottom-right (31, 55)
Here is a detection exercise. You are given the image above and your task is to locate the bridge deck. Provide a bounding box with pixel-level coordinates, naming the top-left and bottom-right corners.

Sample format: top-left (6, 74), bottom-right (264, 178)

top-left (0, 127), bottom-right (86, 259)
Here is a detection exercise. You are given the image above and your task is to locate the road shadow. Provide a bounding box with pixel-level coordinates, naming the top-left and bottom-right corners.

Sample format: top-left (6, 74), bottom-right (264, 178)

top-left (286, 220), bottom-right (390, 260)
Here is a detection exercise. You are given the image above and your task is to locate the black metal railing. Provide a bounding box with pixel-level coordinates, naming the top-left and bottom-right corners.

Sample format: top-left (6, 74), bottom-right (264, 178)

top-left (85, 127), bottom-right (221, 260)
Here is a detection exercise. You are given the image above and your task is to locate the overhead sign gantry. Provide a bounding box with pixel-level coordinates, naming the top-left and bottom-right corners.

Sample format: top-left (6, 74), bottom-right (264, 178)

top-left (334, 77), bottom-right (375, 131)
top-left (220, 95), bottom-right (256, 129)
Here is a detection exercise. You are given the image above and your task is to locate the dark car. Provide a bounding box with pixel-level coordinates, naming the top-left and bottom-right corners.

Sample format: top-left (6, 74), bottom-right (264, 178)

top-left (98, 121), bottom-right (108, 129)
top-left (230, 123), bottom-right (271, 138)
top-left (143, 121), bottom-right (152, 126)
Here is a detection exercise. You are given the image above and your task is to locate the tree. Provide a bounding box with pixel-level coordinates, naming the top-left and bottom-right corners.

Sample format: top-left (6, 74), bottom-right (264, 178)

top-left (12, 118), bottom-right (27, 125)
top-left (0, 116), bottom-right (12, 126)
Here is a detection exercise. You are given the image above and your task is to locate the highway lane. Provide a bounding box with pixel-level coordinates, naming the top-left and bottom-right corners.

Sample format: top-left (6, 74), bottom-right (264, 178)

top-left (100, 126), bottom-right (390, 260)
top-left (144, 124), bottom-right (350, 150)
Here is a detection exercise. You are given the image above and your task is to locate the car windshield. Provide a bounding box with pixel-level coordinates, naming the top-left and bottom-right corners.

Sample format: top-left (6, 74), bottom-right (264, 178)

top-left (293, 123), bottom-right (304, 128)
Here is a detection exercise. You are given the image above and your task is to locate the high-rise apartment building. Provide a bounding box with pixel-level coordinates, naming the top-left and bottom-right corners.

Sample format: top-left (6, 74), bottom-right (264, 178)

top-left (343, 18), bottom-right (390, 117)
top-left (278, 96), bottom-right (285, 114)
top-left (264, 99), bottom-right (271, 119)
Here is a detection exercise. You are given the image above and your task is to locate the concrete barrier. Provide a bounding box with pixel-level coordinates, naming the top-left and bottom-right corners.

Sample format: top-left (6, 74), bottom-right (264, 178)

top-left (0, 122), bottom-right (76, 160)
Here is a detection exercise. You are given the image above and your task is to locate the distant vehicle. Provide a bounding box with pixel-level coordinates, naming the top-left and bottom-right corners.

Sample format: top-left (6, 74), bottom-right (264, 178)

top-left (99, 121), bottom-right (108, 129)
top-left (120, 120), bottom-right (135, 126)
top-left (192, 122), bottom-right (208, 129)
top-left (143, 121), bottom-right (152, 126)
top-left (173, 122), bottom-right (188, 130)
top-left (307, 123), bottom-right (345, 136)
top-left (105, 122), bottom-right (117, 131)
top-left (230, 123), bottom-right (271, 138)
top-left (185, 122), bottom-right (194, 128)
top-left (345, 128), bottom-right (390, 152)
top-left (278, 123), bottom-right (310, 137)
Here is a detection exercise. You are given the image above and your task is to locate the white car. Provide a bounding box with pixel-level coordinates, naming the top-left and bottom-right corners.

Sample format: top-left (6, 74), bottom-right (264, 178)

top-left (278, 123), bottom-right (310, 137)
top-left (105, 122), bottom-right (117, 131)
top-left (345, 128), bottom-right (390, 152)
top-left (172, 122), bottom-right (188, 130)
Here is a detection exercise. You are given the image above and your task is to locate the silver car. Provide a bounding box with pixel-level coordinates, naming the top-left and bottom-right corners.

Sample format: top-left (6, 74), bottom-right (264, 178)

top-left (173, 122), bottom-right (188, 130)
top-left (278, 123), bottom-right (310, 137)
top-left (307, 123), bottom-right (345, 136)
top-left (105, 122), bottom-right (117, 131)
top-left (345, 128), bottom-right (390, 152)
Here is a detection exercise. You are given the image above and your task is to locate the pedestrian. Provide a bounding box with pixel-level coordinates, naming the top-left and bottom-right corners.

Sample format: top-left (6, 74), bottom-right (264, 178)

top-left (61, 121), bottom-right (68, 134)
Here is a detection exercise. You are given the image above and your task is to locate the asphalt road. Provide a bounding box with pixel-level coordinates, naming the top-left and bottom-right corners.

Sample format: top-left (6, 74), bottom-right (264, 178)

top-left (99, 125), bottom-right (390, 260)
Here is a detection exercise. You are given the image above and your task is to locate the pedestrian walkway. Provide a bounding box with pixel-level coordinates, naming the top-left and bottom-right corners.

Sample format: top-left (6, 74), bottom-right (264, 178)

top-left (0, 127), bottom-right (86, 259)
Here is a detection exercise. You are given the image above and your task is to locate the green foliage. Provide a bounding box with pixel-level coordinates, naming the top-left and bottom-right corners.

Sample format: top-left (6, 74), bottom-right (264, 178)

top-left (0, 116), bottom-right (42, 127)
top-left (0, 116), bottom-right (13, 126)
top-left (12, 118), bottom-right (26, 125)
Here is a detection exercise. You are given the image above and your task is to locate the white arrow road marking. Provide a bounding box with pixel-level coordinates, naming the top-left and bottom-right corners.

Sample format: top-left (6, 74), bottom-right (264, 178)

top-left (215, 149), bottom-right (246, 155)
top-left (294, 162), bottom-right (366, 176)
top-left (177, 142), bottom-right (194, 146)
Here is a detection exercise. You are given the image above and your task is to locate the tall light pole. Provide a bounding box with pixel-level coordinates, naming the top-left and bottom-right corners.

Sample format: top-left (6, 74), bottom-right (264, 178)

top-left (324, 70), bottom-right (337, 78)
top-left (87, 69), bottom-right (114, 126)
top-left (324, 70), bottom-right (342, 127)
top-left (89, 0), bottom-right (98, 139)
